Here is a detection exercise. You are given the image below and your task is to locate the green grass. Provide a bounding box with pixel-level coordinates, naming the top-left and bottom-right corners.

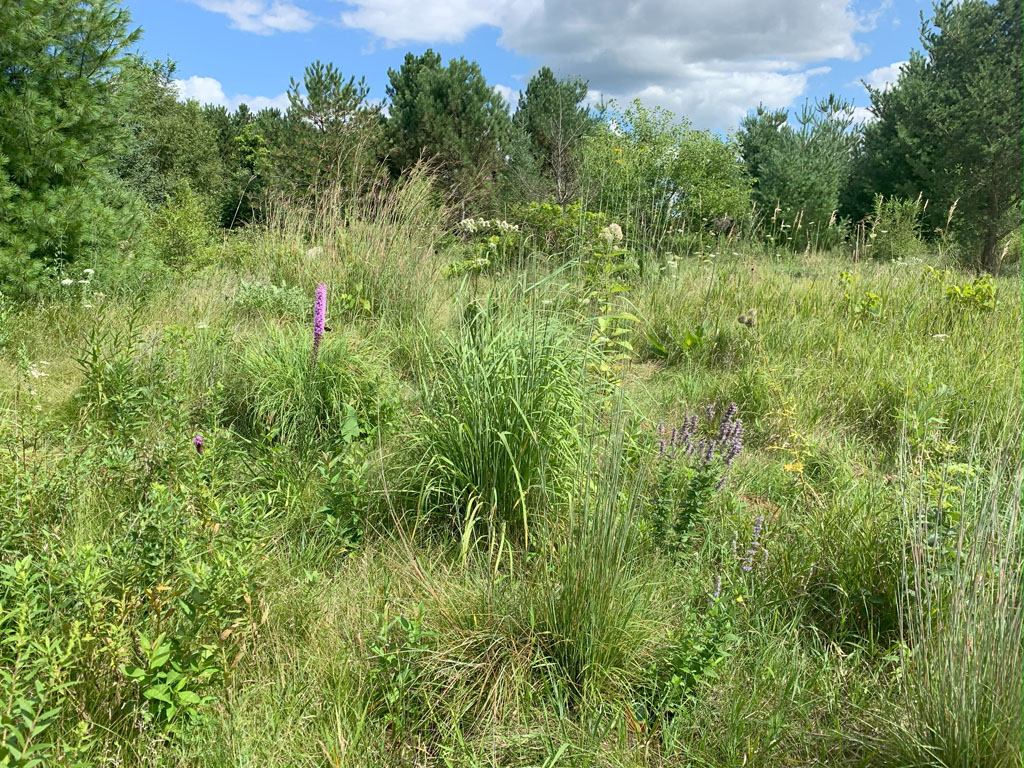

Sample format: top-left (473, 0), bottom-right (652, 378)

top-left (0, 199), bottom-right (1021, 767)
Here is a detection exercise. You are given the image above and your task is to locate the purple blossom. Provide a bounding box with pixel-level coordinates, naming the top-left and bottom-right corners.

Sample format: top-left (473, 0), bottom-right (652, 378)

top-left (192, 434), bottom-right (204, 454)
top-left (313, 283), bottom-right (327, 342)
top-left (742, 515), bottom-right (764, 572)
top-left (311, 282), bottom-right (327, 368)
top-left (709, 575), bottom-right (722, 604)
top-left (652, 401), bottom-right (744, 486)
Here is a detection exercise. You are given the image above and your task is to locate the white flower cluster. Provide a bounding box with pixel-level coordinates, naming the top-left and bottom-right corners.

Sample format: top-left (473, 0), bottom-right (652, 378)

top-left (599, 222), bottom-right (624, 247)
top-left (458, 217), bottom-right (520, 236)
top-left (60, 267), bottom-right (95, 287)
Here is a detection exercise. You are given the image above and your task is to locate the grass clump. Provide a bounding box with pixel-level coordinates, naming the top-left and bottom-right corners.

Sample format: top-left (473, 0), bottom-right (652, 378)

top-left (405, 294), bottom-right (589, 541)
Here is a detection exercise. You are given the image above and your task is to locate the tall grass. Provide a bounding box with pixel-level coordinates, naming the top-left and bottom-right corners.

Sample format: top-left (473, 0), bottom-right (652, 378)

top-left (534, 420), bottom-right (654, 703)
top-left (406, 289), bottom-right (589, 541)
top-left (876, 439), bottom-right (1023, 767)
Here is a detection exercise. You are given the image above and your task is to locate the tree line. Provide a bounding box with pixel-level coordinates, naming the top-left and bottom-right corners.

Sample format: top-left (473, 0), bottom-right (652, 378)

top-left (1, 0), bottom-right (1020, 295)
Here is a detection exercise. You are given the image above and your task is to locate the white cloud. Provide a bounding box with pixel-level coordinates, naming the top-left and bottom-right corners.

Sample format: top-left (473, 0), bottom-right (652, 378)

top-left (333, 0), bottom-right (867, 128)
top-left (173, 75), bottom-right (291, 112)
top-left (186, 0), bottom-right (315, 34)
top-left (492, 84), bottom-right (520, 111)
top-left (851, 106), bottom-right (877, 123)
top-left (339, 0), bottom-right (512, 43)
top-left (859, 60), bottom-right (907, 91)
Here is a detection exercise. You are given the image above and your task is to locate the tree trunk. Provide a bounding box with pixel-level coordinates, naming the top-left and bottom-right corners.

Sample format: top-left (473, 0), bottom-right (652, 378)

top-left (981, 192), bottom-right (1001, 273)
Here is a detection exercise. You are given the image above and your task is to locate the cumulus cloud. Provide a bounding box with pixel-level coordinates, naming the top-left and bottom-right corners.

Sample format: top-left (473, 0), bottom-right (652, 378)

top-left (339, 0), bottom-right (511, 43)
top-left (173, 75), bottom-right (291, 112)
top-left (859, 60), bottom-right (907, 91)
top-left (851, 106), bottom-right (876, 123)
top-left (492, 84), bottom-right (520, 111)
top-left (333, 0), bottom-right (866, 128)
top-left (185, 0), bottom-right (315, 34)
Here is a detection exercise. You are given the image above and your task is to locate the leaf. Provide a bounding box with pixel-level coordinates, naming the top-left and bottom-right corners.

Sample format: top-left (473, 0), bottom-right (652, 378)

top-left (143, 685), bottom-right (173, 704)
top-left (148, 641), bottom-right (171, 670)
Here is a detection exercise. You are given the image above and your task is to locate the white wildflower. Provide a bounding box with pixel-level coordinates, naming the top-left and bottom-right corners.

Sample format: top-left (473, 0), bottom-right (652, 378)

top-left (82, 268), bottom-right (95, 276)
top-left (599, 223), bottom-right (624, 247)
top-left (61, 278), bottom-right (74, 286)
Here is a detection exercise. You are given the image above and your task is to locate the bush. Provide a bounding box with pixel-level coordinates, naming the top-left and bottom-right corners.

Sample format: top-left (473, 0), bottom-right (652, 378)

top-left (862, 194), bottom-right (925, 260)
top-left (148, 182), bottom-right (216, 268)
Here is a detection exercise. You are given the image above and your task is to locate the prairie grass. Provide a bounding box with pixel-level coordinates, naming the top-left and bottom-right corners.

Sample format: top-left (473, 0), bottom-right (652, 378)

top-left (0, 175), bottom-right (1020, 767)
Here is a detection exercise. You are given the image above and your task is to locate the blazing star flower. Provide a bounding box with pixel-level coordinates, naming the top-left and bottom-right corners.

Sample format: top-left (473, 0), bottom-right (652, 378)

top-left (192, 434), bottom-right (204, 454)
top-left (313, 283), bottom-right (327, 342)
top-left (311, 283), bottom-right (327, 368)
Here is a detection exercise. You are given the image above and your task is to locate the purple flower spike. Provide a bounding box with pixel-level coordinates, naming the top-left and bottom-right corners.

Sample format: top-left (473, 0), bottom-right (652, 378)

top-left (192, 434), bottom-right (204, 454)
top-left (313, 283), bottom-right (327, 342)
top-left (311, 282), bottom-right (327, 368)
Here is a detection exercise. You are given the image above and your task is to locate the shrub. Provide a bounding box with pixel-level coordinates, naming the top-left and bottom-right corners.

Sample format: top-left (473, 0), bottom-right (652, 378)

top-left (232, 279), bottom-right (310, 321)
top-left (862, 193), bottom-right (926, 261)
top-left (148, 182), bottom-right (216, 268)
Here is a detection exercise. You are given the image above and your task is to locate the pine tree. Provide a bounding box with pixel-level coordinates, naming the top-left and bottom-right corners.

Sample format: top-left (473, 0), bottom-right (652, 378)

top-left (0, 0), bottom-right (139, 294)
top-left (855, 0), bottom-right (1022, 270)
top-left (385, 50), bottom-right (511, 208)
top-left (513, 67), bottom-right (594, 205)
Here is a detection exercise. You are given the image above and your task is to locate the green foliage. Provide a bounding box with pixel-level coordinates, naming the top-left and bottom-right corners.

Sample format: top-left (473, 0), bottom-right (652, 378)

top-left (534, 430), bottom-right (652, 701)
top-left (273, 61), bottom-right (383, 213)
top-left (366, 610), bottom-right (434, 738)
top-left (385, 50), bottom-right (511, 204)
top-left (0, 557), bottom-right (78, 767)
top-left (854, 0), bottom-right (1023, 270)
top-left (0, 0), bottom-right (140, 295)
top-left (115, 58), bottom-right (226, 211)
top-left (407, 301), bottom-right (587, 540)
top-left (232, 279), bottom-right (310, 321)
top-left (510, 67), bottom-right (595, 205)
top-left (945, 273), bottom-right (997, 312)
top-left (147, 183), bottom-right (216, 267)
top-left (635, 600), bottom-right (736, 728)
top-left (221, 324), bottom-right (395, 453)
top-left (861, 193), bottom-right (926, 260)
top-left (739, 95), bottom-right (859, 250)
top-left (874, 464), bottom-right (1023, 767)
top-left (582, 101), bottom-right (751, 247)
top-left (120, 632), bottom-right (217, 736)
top-left (513, 200), bottom-right (611, 261)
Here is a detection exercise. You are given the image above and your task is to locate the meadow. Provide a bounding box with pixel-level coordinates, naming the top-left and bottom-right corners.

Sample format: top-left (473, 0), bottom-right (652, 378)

top-left (1, 169), bottom-right (1021, 767)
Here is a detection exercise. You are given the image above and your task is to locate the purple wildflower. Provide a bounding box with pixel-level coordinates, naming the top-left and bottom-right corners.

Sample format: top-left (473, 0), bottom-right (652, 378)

top-left (709, 575), bottom-right (722, 604)
top-left (192, 434), bottom-right (204, 455)
top-left (742, 515), bottom-right (764, 572)
top-left (311, 283), bottom-right (327, 368)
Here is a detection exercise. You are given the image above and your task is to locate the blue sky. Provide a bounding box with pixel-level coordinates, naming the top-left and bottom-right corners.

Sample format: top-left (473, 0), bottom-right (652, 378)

top-left (125, 0), bottom-right (933, 132)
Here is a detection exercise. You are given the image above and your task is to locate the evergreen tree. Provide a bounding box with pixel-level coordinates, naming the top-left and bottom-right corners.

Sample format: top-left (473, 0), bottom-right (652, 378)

top-left (0, 0), bottom-right (139, 294)
top-left (513, 67), bottom-right (594, 205)
top-left (739, 95), bottom-right (860, 249)
top-left (270, 61), bottom-right (383, 213)
top-left (385, 50), bottom-right (511, 207)
top-left (854, 0), bottom-right (1022, 270)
